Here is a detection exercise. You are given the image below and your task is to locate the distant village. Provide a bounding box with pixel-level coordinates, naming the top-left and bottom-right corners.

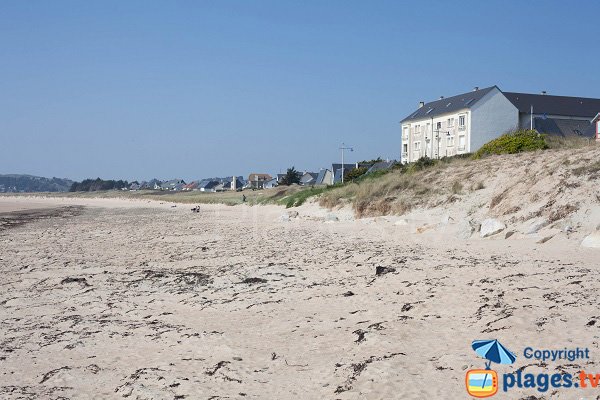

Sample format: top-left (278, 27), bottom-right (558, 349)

top-left (5, 86), bottom-right (600, 194)
top-left (129, 159), bottom-right (397, 193)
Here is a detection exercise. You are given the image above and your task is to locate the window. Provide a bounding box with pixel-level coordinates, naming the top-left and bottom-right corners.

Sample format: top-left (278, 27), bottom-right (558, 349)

top-left (447, 136), bottom-right (454, 146)
top-left (448, 118), bottom-right (454, 127)
top-left (459, 115), bottom-right (466, 128)
top-left (414, 125), bottom-right (421, 134)
top-left (414, 141), bottom-right (421, 151)
top-left (403, 127), bottom-right (408, 137)
top-left (436, 122), bottom-right (442, 129)
top-left (458, 135), bottom-right (466, 151)
top-left (402, 143), bottom-right (408, 153)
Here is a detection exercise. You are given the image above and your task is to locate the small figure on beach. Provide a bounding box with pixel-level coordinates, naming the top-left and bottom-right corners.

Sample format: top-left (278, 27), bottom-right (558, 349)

top-left (191, 205), bottom-right (200, 213)
top-left (242, 194), bottom-right (246, 203)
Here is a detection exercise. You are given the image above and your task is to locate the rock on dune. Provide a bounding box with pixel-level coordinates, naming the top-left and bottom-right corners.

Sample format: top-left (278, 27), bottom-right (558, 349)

top-left (325, 213), bottom-right (339, 222)
top-left (581, 232), bottom-right (600, 248)
top-left (455, 219), bottom-right (474, 240)
top-left (480, 218), bottom-right (506, 238)
top-left (279, 214), bottom-right (290, 222)
top-left (526, 218), bottom-right (549, 235)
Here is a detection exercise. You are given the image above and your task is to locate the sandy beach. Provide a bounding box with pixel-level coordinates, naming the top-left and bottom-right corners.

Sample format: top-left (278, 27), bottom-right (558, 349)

top-left (1, 196), bottom-right (599, 399)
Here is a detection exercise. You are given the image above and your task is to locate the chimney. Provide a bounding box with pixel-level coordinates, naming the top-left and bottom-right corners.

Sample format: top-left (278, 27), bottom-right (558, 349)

top-left (473, 86), bottom-right (479, 92)
top-left (419, 101), bottom-right (425, 108)
top-left (541, 91), bottom-right (547, 95)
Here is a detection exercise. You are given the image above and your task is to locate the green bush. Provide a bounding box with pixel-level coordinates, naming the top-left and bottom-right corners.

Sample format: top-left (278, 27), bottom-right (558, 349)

top-left (473, 130), bottom-right (548, 159)
top-left (345, 167), bottom-right (368, 181)
top-left (406, 156), bottom-right (436, 173)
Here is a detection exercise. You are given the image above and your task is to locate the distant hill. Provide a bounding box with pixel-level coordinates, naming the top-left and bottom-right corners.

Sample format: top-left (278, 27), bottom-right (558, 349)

top-left (0, 174), bottom-right (74, 193)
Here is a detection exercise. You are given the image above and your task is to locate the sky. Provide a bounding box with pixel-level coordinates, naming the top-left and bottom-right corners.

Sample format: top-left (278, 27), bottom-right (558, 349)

top-left (1, 0), bottom-right (599, 181)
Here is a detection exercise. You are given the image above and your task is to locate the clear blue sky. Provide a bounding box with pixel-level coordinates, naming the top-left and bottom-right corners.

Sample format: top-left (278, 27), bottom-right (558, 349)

top-left (1, 0), bottom-right (599, 181)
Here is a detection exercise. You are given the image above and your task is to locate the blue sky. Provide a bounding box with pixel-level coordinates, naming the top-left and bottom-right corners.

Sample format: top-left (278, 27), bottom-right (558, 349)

top-left (1, 0), bottom-right (599, 181)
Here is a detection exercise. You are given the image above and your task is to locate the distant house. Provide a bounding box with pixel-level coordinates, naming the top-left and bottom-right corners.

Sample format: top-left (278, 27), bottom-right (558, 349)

top-left (592, 113), bottom-right (600, 141)
top-left (139, 179), bottom-right (162, 190)
top-left (182, 181), bottom-right (199, 191)
top-left (366, 160), bottom-right (396, 174)
top-left (264, 178), bottom-right (278, 189)
top-left (198, 179), bottom-right (220, 192)
top-left (161, 179), bottom-right (185, 191)
top-left (222, 176), bottom-right (245, 191)
top-left (129, 182), bottom-right (141, 190)
top-left (248, 173), bottom-right (272, 189)
top-left (300, 172), bottom-right (319, 186)
top-left (315, 168), bottom-right (333, 185)
top-left (276, 174), bottom-right (286, 183)
top-left (332, 163), bottom-right (356, 184)
top-left (401, 86), bottom-right (600, 163)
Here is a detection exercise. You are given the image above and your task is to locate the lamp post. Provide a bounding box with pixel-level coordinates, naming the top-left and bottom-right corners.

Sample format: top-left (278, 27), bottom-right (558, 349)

top-left (339, 143), bottom-right (354, 183)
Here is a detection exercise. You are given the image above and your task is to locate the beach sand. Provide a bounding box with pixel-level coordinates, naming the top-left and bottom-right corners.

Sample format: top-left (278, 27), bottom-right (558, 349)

top-left (0, 197), bottom-right (599, 399)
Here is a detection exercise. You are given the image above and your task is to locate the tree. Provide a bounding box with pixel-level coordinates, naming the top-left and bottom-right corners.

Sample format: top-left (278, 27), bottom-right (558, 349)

top-left (280, 167), bottom-right (302, 185)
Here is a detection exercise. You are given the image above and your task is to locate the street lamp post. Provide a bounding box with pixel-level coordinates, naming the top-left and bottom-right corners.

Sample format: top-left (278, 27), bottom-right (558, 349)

top-left (339, 143), bottom-right (354, 183)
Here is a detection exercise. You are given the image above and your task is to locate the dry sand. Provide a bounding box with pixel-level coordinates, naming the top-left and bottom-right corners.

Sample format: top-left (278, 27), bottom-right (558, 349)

top-left (1, 196), bottom-right (599, 399)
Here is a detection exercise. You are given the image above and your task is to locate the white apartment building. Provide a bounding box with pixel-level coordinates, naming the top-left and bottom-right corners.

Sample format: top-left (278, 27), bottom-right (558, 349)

top-left (400, 86), bottom-right (600, 163)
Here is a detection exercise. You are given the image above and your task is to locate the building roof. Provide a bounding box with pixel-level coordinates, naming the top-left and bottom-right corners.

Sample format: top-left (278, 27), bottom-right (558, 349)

top-left (533, 118), bottom-right (593, 138)
top-left (183, 181), bottom-right (199, 189)
top-left (331, 163), bottom-right (355, 172)
top-left (198, 179), bottom-right (219, 189)
top-left (366, 160), bottom-right (396, 173)
top-left (504, 92), bottom-right (600, 118)
top-left (301, 172), bottom-right (318, 180)
top-left (333, 169), bottom-right (343, 184)
top-left (223, 177), bottom-right (244, 189)
top-left (401, 86), bottom-right (497, 123)
top-left (315, 169), bottom-right (331, 185)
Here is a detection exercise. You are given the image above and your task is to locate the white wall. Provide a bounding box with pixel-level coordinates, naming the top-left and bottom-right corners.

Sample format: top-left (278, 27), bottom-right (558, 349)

top-left (470, 89), bottom-right (519, 152)
top-left (401, 110), bottom-right (472, 162)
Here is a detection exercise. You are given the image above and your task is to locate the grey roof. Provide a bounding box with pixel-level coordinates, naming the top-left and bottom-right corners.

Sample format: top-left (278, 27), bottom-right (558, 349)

top-left (401, 86), bottom-right (497, 123)
top-left (504, 92), bottom-right (600, 118)
top-left (583, 123), bottom-right (597, 138)
top-left (162, 179), bottom-right (185, 186)
top-left (534, 118), bottom-right (594, 138)
top-left (198, 179), bottom-right (219, 189)
top-left (331, 163), bottom-right (355, 172)
top-left (315, 169), bottom-right (330, 185)
top-left (223, 177), bottom-right (244, 189)
top-left (366, 160), bottom-right (396, 173)
top-left (333, 169), bottom-right (343, 184)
